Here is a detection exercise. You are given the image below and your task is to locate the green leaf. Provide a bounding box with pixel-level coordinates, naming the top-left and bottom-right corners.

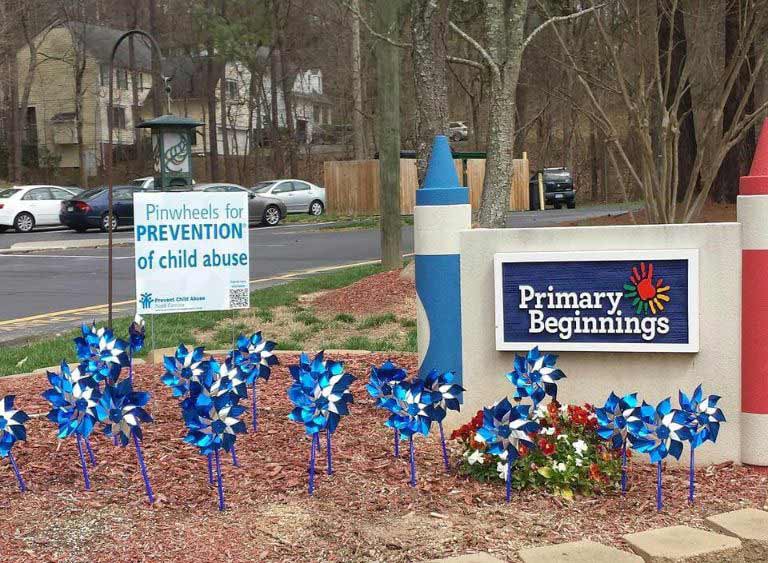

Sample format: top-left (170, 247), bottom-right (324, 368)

top-left (537, 466), bottom-right (553, 479)
top-left (559, 486), bottom-right (574, 500)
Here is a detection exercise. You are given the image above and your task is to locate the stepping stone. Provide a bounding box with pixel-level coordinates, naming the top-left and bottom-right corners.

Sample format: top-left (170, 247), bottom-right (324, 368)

top-left (518, 540), bottom-right (642, 563)
top-left (705, 508), bottom-right (768, 562)
top-left (623, 525), bottom-right (743, 563)
top-left (426, 554), bottom-right (504, 563)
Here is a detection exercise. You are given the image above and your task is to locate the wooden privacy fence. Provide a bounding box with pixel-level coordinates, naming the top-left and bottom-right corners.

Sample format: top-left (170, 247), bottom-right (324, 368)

top-left (323, 157), bottom-right (530, 215)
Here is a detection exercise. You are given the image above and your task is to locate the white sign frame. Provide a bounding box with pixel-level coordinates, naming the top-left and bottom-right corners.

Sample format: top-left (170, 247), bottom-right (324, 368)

top-left (493, 249), bottom-right (700, 353)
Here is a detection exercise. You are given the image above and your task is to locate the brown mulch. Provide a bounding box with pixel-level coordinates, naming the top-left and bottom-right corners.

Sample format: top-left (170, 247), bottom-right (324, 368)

top-left (312, 269), bottom-right (416, 317)
top-left (0, 352), bottom-right (765, 563)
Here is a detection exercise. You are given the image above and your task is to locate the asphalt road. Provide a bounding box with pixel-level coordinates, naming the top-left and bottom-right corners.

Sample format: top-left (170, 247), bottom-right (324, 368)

top-left (0, 204), bottom-right (636, 343)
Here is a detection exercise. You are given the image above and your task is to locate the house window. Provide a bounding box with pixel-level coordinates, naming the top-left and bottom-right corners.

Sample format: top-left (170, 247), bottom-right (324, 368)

top-left (313, 105), bottom-right (320, 123)
top-left (138, 73), bottom-right (145, 90)
top-left (110, 106), bottom-right (127, 129)
top-left (116, 69), bottom-right (129, 90)
top-left (225, 79), bottom-right (238, 100)
top-left (100, 64), bottom-right (110, 86)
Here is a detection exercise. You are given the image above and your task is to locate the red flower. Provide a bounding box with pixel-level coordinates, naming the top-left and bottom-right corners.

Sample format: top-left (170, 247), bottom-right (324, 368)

top-left (537, 438), bottom-right (555, 456)
top-left (589, 462), bottom-right (601, 481)
top-left (518, 443), bottom-right (529, 457)
top-left (568, 405), bottom-right (590, 426)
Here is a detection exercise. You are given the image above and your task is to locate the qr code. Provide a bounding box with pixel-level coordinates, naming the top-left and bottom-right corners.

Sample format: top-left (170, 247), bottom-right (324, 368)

top-left (229, 288), bottom-right (250, 309)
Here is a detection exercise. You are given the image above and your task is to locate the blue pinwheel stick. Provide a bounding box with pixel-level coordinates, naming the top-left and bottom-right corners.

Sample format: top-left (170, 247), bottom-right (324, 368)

top-left (382, 379), bottom-right (434, 487)
top-left (679, 385), bottom-right (725, 504)
top-left (476, 398), bottom-right (539, 502)
top-left (288, 352), bottom-right (355, 494)
top-left (631, 398), bottom-right (691, 511)
top-left (1, 395), bottom-right (29, 492)
top-left (424, 369), bottom-right (465, 472)
top-left (367, 360), bottom-right (407, 457)
top-left (595, 392), bottom-right (645, 495)
top-left (232, 332), bottom-right (278, 432)
top-left (100, 378), bottom-right (155, 504)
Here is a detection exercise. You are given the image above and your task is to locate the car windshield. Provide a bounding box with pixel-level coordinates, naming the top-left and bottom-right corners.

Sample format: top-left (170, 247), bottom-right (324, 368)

top-left (131, 179), bottom-right (148, 187)
top-left (545, 170), bottom-right (571, 180)
top-left (76, 188), bottom-right (106, 200)
top-left (251, 181), bottom-right (276, 193)
top-left (0, 188), bottom-right (21, 198)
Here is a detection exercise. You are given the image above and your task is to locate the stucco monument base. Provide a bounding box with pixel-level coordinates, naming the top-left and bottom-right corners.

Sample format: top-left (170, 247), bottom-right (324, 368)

top-left (444, 223), bottom-right (741, 466)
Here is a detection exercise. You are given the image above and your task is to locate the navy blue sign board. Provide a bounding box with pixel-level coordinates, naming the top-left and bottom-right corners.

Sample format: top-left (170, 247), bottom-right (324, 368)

top-left (494, 250), bottom-right (699, 352)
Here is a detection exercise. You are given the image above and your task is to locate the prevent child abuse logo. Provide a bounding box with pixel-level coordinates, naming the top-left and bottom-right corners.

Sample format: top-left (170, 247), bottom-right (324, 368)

top-left (494, 251), bottom-right (698, 353)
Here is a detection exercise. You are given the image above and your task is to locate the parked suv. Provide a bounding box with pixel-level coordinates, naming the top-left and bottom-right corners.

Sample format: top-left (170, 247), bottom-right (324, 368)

top-left (530, 167), bottom-right (576, 209)
top-left (60, 185), bottom-right (147, 232)
top-left (448, 121), bottom-right (469, 141)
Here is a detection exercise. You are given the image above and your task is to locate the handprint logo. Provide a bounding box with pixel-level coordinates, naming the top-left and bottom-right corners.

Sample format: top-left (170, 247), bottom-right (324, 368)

top-left (623, 262), bottom-right (670, 315)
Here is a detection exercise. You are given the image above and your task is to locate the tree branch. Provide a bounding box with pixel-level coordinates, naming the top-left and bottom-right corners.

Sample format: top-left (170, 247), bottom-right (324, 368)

top-left (447, 55), bottom-right (485, 70)
top-left (337, 0), bottom-right (411, 48)
top-left (448, 21), bottom-right (499, 78)
top-left (523, 3), bottom-right (607, 52)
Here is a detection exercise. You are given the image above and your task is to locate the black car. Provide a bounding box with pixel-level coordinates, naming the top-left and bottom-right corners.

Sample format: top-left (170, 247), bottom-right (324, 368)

top-left (530, 167), bottom-right (576, 209)
top-left (60, 185), bottom-right (146, 232)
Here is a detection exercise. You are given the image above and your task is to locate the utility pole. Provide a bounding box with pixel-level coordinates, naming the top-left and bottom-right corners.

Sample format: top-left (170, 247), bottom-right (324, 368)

top-left (375, 0), bottom-right (402, 270)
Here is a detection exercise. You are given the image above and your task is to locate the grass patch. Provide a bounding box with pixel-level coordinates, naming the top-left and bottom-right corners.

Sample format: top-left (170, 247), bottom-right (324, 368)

top-left (341, 335), bottom-right (399, 351)
top-left (293, 311), bottom-right (322, 326)
top-left (333, 313), bottom-right (356, 324)
top-left (0, 262), bottom-right (385, 377)
top-left (318, 215), bottom-right (414, 232)
top-left (399, 318), bottom-right (417, 328)
top-left (357, 313), bottom-right (397, 330)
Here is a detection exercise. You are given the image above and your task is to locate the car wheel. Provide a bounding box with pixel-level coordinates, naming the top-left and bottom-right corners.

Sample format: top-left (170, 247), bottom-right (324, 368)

top-left (100, 213), bottom-right (118, 232)
top-left (451, 132), bottom-right (462, 142)
top-left (567, 201), bottom-right (576, 209)
top-left (14, 212), bottom-right (35, 233)
top-left (309, 200), bottom-right (324, 216)
top-left (262, 205), bottom-right (281, 226)
top-left (554, 203), bottom-right (562, 210)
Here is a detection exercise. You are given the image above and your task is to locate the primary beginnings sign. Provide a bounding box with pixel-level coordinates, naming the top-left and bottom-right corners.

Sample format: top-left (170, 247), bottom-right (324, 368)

top-left (134, 191), bottom-right (250, 314)
top-left (494, 250), bottom-right (699, 352)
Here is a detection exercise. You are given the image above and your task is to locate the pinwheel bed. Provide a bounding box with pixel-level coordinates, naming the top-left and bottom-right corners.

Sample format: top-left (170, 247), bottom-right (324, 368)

top-left (0, 352), bottom-right (765, 562)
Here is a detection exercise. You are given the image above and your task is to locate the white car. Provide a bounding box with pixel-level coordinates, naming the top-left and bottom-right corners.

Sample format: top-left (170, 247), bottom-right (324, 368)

top-left (131, 177), bottom-right (155, 190)
top-left (251, 179), bottom-right (326, 216)
top-left (0, 185), bottom-right (82, 233)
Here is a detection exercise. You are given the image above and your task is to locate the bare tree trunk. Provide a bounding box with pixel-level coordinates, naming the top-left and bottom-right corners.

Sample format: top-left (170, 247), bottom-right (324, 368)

top-left (220, 68), bottom-right (231, 179)
top-left (205, 0), bottom-right (220, 181)
top-left (375, 0), bottom-right (402, 269)
top-left (8, 57), bottom-right (20, 182)
top-left (268, 46), bottom-right (283, 175)
top-left (411, 0), bottom-right (449, 183)
top-left (351, 0), bottom-right (366, 159)
top-left (128, 2), bottom-right (143, 164)
top-left (275, 2), bottom-right (297, 178)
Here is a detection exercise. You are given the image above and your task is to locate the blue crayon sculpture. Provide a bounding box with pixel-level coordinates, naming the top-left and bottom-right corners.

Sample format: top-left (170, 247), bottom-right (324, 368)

top-left (414, 135), bottom-right (471, 385)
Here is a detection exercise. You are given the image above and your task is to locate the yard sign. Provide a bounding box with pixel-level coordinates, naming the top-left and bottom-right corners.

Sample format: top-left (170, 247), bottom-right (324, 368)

top-left (494, 250), bottom-right (699, 352)
top-left (133, 191), bottom-right (250, 314)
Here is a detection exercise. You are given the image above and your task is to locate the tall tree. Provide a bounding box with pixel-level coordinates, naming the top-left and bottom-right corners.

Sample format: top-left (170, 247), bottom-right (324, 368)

top-left (204, 0), bottom-right (220, 181)
top-left (147, 0), bottom-right (162, 117)
top-left (411, 0), bottom-right (449, 182)
top-left (350, 0), bottom-right (366, 160)
top-left (375, 0), bottom-right (402, 269)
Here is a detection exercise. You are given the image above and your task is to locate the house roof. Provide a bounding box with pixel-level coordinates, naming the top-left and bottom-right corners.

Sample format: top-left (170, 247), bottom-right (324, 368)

top-left (64, 23), bottom-right (156, 72)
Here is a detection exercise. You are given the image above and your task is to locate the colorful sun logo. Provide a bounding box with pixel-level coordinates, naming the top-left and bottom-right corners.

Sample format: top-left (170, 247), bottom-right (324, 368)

top-left (623, 262), bottom-right (670, 315)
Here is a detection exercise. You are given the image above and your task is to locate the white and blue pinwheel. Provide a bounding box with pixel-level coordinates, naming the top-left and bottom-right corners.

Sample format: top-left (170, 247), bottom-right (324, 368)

top-left (679, 384), bottom-right (726, 503)
top-left (631, 398), bottom-right (691, 511)
top-left (475, 397), bottom-right (539, 502)
top-left (161, 344), bottom-right (208, 399)
top-left (287, 351), bottom-right (355, 493)
top-left (423, 369), bottom-right (465, 471)
top-left (0, 395), bottom-right (29, 491)
top-left (367, 360), bottom-right (408, 457)
top-left (100, 379), bottom-right (155, 503)
top-left (232, 332), bottom-right (278, 431)
top-left (595, 391), bottom-right (645, 494)
top-left (505, 347), bottom-right (565, 407)
top-left (74, 322), bottom-right (128, 383)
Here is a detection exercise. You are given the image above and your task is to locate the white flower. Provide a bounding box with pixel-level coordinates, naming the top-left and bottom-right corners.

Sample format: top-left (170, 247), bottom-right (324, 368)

top-left (557, 434), bottom-right (570, 442)
top-left (539, 426), bottom-right (556, 436)
top-left (498, 450), bottom-right (508, 461)
top-left (533, 404), bottom-right (548, 420)
top-left (553, 462), bottom-right (567, 472)
top-left (467, 450), bottom-right (485, 465)
top-left (574, 458), bottom-right (583, 467)
top-left (572, 439), bottom-right (588, 456)
top-left (560, 403), bottom-right (569, 417)
top-left (496, 462), bottom-right (509, 480)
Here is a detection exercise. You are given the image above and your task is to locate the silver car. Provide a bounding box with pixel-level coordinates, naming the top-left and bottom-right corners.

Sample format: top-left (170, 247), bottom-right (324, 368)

top-left (190, 183), bottom-right (287, 226)
top-left (251, 179), bottom-right (326, 216)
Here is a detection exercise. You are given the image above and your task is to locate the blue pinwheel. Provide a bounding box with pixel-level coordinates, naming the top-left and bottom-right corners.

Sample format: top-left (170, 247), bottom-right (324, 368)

top-left (100, 379), bottom-right (155, 503)
top-left (423, 369), bottom-right (465, 471)
top-left (505, 347), bottom-right (565, 408)
top-left (74, 322), bottom-right (128, 383)
top-left (161, 344), bottom-right (208, 398)
top-left (631, 398), bottom-right (691, 511)
top-left (0, 395), bottom-right (29, 492)
top-left (183, 375), bottom-right (247, 511)
top-left (595, 392), bottom-right (645, 494)
top-left (42, 362), bottom-right (107, 490)
top-left (367, 360), bottom-right (407, 456)
top-left (127, 314), bottom-right (145, 384)
top-left (679, 385), bottom-right (726, 503)
top-left (381, 379), bottom-right (433, 487)
top-left (232, 332), bottom-right (278, 431)
top-left (475, 397), bottom-right (539, 502)
top-left (288, 351), bottom-right (355, 493)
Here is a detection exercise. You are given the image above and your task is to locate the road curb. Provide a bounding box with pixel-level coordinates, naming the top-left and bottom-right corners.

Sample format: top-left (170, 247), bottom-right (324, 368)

top-left (1, 358), bottom-right (147, 380)
top-left (0, 238), bottom-right (134, 254)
